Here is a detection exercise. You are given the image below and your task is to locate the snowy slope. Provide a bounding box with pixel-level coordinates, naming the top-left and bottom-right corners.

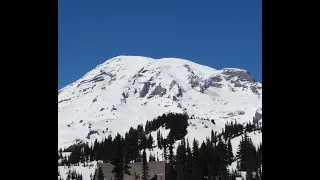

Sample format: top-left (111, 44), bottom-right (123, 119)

top-left (58, 55), bottom-right (262, 149)
top-left (58, 161), bottom-right (97, 180)
top-left (228, 131), bottom-right (262, 172)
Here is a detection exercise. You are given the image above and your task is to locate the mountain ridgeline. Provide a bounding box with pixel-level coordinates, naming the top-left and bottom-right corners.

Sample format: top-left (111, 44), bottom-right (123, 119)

top-left (58, 56), bottom-right (262, 180)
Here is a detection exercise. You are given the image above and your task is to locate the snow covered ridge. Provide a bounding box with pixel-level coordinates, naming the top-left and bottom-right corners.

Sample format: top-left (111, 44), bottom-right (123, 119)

top-left (58, 55), bottom-right (262, 149)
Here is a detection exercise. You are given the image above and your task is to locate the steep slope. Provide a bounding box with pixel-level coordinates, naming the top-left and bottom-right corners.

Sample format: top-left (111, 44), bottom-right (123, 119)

top-left (58, 55), bottom-right (262, 149)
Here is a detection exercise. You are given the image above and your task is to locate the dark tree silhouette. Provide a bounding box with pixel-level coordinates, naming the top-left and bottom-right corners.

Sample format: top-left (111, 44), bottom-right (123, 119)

top-left (142, 149), bottom-right (149, 180)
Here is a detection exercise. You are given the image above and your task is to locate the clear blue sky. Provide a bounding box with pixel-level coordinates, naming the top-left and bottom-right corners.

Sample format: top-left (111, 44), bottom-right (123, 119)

top-left (58, 0), bottom-right (261, 89)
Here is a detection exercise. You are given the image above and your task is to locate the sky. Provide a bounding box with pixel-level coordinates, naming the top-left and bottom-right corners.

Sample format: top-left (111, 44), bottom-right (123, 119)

top-left (58, 0), bottom-right (261, 90)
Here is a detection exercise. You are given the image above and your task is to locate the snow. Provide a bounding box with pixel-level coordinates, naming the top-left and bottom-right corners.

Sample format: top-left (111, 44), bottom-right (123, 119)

top-left (58, 55), bottom-right (262, 150)
top-left (228, 130), bottom-right (262, 173)
top-left (58, 161), bottom-right (97, 180)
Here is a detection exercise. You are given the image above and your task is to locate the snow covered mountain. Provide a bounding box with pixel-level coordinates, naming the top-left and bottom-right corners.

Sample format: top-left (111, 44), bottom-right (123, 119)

top-left (58, 55), bottom-right (262, 150)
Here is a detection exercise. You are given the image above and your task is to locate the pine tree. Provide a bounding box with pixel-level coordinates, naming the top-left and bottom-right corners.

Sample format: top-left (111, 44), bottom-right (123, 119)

top-left (140, 134), bottom-right (147, 150)
top-left (175, 139), bottom-right (187, 180)
top-left (213, 139), bottom-right (229, 180)
top-left (205, 138), bottom-right (216, 180)
top-left (167, 142), bottom-right (176, 180)
top-left (142, 149), bottom-right (149, 180)
top-left (256, 143), bottom-right (262, 180)
top-left (211, 130), bottom-right (217, 148)
top-left (66, 169), bottom-right (71, 180)
top-left (199, 141), bottom-right (208, 178)
top-left (97, 166), bottom-right (104, 180)
top-left (246, 171), bottom-right (254, 180)
top-left (157, 130), bottom-right (162, 149)
top-left (236, 133), bottom-right (258, 173)
top-left (163, 139), bottom-right (168, 161)
top-left (186, 139), bottom-right (194, 180)
top-left (192, 138), bottom-right (202, 180)
top-left (93, 169), bottom-right (97, 180)
top-left (147, 133), bottom-right (154, 149)
top-left (227, 138), bottom-right (234, 165)
top-left (236, 136), bottom-right (245, 171)
top-left (256, 143), bottom-right (262, 168)
top-left (111, 133), bottom-right (131, 180)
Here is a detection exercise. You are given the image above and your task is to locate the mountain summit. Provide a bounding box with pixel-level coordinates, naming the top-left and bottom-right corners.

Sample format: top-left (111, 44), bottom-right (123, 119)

top-left (58, 56), bottom-right (262, 149)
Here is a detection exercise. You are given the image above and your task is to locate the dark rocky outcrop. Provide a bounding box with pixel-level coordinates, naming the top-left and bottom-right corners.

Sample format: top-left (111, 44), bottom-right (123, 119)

top-left (78, 71), bottom-right (116, 87)
top-left (58, 98), bottom-right (71, 104)
top-left (86, 130), bottom-right (99, 139)
top-left (111, 105), bottom-right (117, 111)
top-left (253, 110), bottom-right (262, 123)
top-left (250, 85), bottom-right (262, 95)
top-left (203, 75), bottom-right (223, 90)
top-left (139, 82), bottom-right (151, 98)
top-left (222, 69), bottom-right (256, 83)
top-left (148, 84), bottom-right (167, 98)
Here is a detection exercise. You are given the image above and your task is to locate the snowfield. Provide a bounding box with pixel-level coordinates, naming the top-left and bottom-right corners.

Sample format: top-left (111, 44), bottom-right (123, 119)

top-left (58, 55), bottom-right (262, 149)
top-left (58, 56), bottom-right (262, 180)
top-left (58, 161), bottom-right (97, 180)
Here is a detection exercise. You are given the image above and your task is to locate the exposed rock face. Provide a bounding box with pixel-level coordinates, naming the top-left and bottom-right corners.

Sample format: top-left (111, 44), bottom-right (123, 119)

top-left (253, 111), bottom-right (262, 123)
top-left (222, 69), bottom-right (256, 83)
top-left (58, 56), bottom-right (262, 149)
top-left (204, 75), bottom-right (223, 89)
top-left (140, 82), bottom-right (151, 98)
top-left (86, 130), bottom-right (99, 139)
top-left (148, 84), bottom-right (167, 98)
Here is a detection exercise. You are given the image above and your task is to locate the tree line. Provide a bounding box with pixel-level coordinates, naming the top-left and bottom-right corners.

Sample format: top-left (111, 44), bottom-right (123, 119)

top-left (90, 131), bottom-right (262, 180)
top-left (58, 112), bottom-right (262, 180)
top-left (58, 112), bottom-right (190, 166)
top-left (220, 120), bottom-right (262, 140)
top-left (58, 168), bottom-right (84, 180)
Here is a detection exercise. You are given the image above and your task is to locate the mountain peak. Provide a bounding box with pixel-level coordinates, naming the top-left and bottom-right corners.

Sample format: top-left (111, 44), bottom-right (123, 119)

top-left (58, 55), bottom-right (261, 149)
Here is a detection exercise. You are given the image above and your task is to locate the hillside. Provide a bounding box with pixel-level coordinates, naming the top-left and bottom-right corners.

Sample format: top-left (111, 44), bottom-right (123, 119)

top-left (58, 55), bottom-right (261, 149)
top-left (58, 55), bottom-right (262, 180)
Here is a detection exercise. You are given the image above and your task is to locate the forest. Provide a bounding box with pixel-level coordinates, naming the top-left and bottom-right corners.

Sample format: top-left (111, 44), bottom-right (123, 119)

top-left (58, 112), bottom-right (262, 180)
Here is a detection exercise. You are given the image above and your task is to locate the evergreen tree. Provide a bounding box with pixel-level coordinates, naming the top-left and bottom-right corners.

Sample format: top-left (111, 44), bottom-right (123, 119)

top-left (111, 133), bottom-right (131, 180)
top-left (66, 169), bottom-right (71, 180)
top-left (167, 142), bottom-right (176, 180)
top-left (140, 134), bottom-right (147, 150)
top-left (149, 153), bottom-right (156, 161)
top-left (236, 133), bottom-right (258, 173)
top-left (97, 166), bottom-right (104, 180)
top-left (236, 136), bottom-right (245, 171)
top-left (147, 134), bottom-right (154, 149)
top-left (246, 171), bottom-right (254, 180)
top-left (186, 139), bottom-right (194, 180)
top-left (192, 138), bottom-right (202, 180)
top-left (175, 139), bottom-right (187, 180)
top-left (227, 138), bottom-right (234, 165)
top-left (211, 130), bottom-right (217, 148)
top-left (215, 140), bottom-right (229, 180)
top-left (205, 138), bottom-right (216, 180)
top-left (163, 139), bottom-right (168, 161)
top-left (93, 169), bottom-right (97, 180)
top-left (142, 149), bottom-right (149, 180)
top-left (256, 143), bottom-right (262, 168)
top-left (199, 141), bottom-right (208, 178)
top-left (157, 130), bottom-right (162, 149)
top-left (256, 143), bottom-right (262, 180)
